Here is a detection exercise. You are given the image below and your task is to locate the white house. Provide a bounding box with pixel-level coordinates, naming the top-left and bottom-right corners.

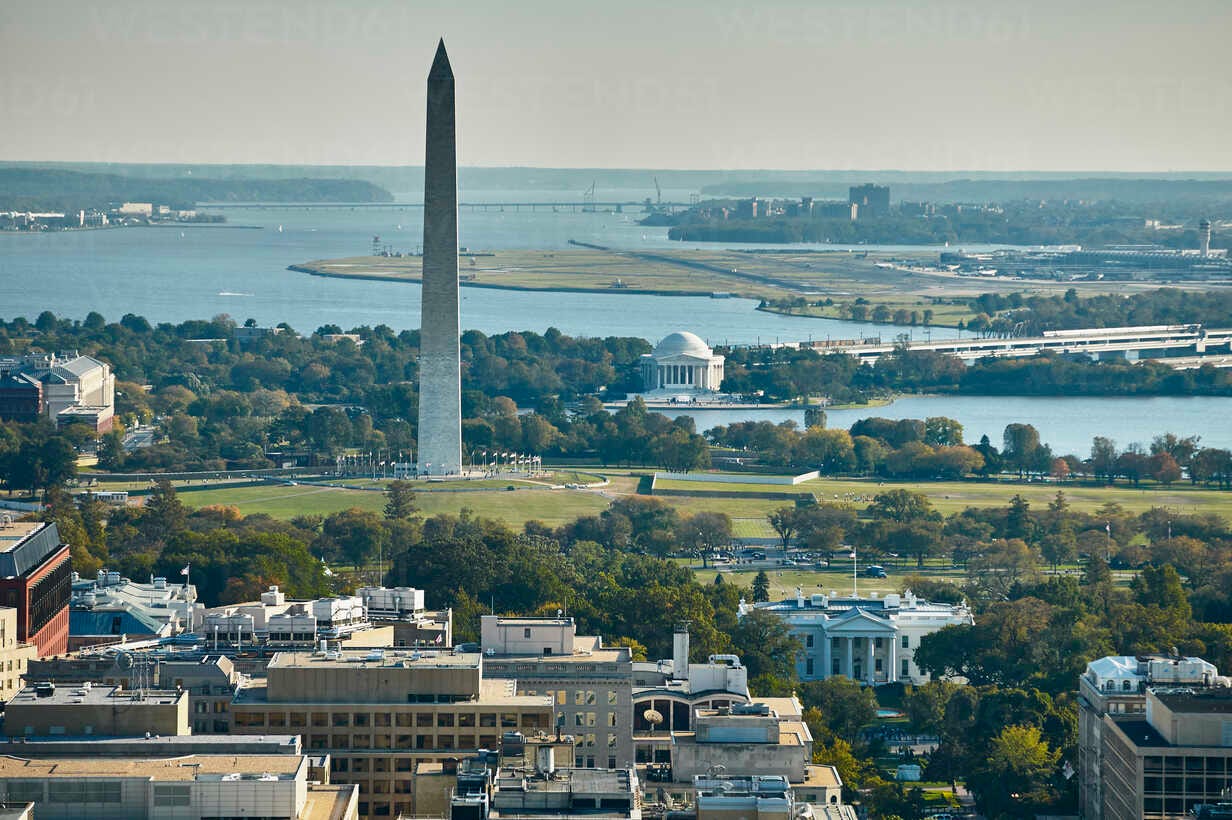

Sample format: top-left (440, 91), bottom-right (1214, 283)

top-left (746, 588), bottom-right (973, 685)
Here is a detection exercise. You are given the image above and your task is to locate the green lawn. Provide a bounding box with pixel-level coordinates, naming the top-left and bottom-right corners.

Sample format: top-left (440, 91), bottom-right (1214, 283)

top-left (701, 564), bottom-right (965, 600)
top-left (181, 483), bottom-right (610, 525)
top-left (654, 474), bottom-right (1232, 518)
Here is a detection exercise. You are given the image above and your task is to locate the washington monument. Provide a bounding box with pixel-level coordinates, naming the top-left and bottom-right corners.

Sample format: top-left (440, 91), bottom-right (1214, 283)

top-left (416, 39), bottom-right (462, 475)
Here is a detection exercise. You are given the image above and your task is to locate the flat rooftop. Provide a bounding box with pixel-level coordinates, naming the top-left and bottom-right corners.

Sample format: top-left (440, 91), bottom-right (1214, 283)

top-left (8, 685), bottom-right (182, 708)
top-left (1114, 719), bottom-right (1170, 748)
top-left (1154, 688), bottom-right (1232, 714)
top-left (495, 766), bottom-right (636, 795)
top-left (303, 784), bottom-right (358, 820)
top-left (0, 521), bottom-right (43, 551)
top-left (269, 649), bottom-right (480, 670)
top-left (232, 676), bottom-right (546, 707)
top-left (0, 734), bottom-right (300, 756)
top-left (801, 765), bottom-right (841, 789)
top-left (0, 754), bottom-right (303, 781)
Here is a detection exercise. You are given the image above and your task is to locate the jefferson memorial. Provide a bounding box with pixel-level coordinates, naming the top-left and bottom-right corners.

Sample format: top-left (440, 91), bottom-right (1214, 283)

top-left (639, 331), bottom-right (725, 393)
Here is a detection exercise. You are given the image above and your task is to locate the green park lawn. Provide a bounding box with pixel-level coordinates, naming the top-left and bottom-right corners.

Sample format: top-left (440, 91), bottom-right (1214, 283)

top-left (655, 473), bottom-right (1232, 518)
top-left (180, 482), bottom-right (610, 525)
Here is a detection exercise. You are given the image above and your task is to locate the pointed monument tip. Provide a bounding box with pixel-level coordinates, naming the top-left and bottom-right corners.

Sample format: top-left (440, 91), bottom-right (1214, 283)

top-left (429, 38), bottom-right (453, 79)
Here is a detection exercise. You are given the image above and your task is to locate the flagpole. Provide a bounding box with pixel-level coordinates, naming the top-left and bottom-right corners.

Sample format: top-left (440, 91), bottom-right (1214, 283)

top-left (852, 545), bottom-right (857, 598)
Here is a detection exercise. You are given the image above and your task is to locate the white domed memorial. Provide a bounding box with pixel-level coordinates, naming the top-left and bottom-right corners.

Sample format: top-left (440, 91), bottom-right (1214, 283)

top-left (640, 331), bottom-right (725, 393)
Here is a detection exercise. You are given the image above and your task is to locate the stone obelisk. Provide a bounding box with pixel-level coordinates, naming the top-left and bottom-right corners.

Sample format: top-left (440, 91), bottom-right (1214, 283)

top-left (416, 39), bottom-right (462, 475)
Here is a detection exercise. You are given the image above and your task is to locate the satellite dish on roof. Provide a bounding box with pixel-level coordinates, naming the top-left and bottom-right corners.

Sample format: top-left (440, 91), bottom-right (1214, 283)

top-left (115, 652), bottom-right (133, 670)
top-left (643, 709), bottom-right (663, 726)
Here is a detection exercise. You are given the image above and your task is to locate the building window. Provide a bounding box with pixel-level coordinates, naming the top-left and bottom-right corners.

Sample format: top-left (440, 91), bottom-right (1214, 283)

top-left (524, 628), bottom-right (532, 638)
top-left (806, 659), bottom-right (814, 676)
top-left (901, 635), bottom-right (909, 649)
top-left (608, 691), bottom-right (618, 705)
top-left (901, 659), bottom-right (909, 677)
top-left (875, 637), bottom-right (882, 649)
top-left (805, 634), bottom-right (814, 648)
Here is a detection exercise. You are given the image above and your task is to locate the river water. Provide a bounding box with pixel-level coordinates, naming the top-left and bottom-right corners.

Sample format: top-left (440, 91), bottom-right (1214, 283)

top-left (0, 195), bottom-right (969, 344)
top-left (2, 195), bottom-right (1229, 448)
top-left (667, 395), bottom-right (1232, 455)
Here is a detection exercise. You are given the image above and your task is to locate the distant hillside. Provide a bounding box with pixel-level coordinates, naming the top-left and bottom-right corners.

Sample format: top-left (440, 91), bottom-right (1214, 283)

top-left (5, 162), bottom-right (1231, 202)
top-left (0, 167), bottom-right (394, 211)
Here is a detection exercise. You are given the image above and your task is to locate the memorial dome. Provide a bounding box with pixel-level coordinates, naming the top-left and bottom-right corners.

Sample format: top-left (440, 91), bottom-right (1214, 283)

top-left (653, 331), bottom-right (712, 358)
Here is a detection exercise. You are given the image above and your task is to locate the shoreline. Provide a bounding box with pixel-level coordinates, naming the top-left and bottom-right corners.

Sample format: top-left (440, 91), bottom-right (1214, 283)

top-left (754, 302), bottom-right (962, 329)
top-left (288, 263), bottom-right (755, 300)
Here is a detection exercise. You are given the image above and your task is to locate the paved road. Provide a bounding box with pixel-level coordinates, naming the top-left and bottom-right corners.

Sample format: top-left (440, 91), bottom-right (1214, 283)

top-left (123, 429), bottom-right (155, 452)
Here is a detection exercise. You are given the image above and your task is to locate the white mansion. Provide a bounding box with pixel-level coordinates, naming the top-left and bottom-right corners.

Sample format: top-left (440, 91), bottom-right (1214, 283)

top-left (640, 331), bottom-right (725, 394)
top-left (745, 589), bottom-right (973, 685)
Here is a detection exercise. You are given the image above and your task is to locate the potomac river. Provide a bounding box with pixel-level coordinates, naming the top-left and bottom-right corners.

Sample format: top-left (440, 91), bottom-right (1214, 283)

top-left (2, 199), bottom-right (1228, 449)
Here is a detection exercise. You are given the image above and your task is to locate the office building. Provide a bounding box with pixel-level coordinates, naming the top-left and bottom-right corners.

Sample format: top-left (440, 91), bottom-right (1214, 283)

top-left (451, 743), bottom-right (641, 820)
top-left (0, 370), bottom-right (42, 423)
top-left (0, 607), bottom-right (37, 698)
top-left (26, 653), bottom-right (242, 735)
top-left (480, 614), bottom-right (635, 769)
top-left (4, 682), bottom-right (188, 737)
top-left (361, 585), bottom-right (453, 647)
top-left (1098, 685), bottom-right (1232, 819)
top-left (230, 647), bottom-right (554, 819)
top-left (632, 627), bottom-right (750, 765)
top-left (0, 752), bottom-right (357, 820)
top-left (848, 184), bottom-right (890, 217)
top-left (70, 568), bottom-right (200, 644)
top-left (748, 589), bottom-right (972, 684)
top-left (669, 699), bottom-right (811, 784)
top-left (1078, 654), bottom-right (1232, 819)
top-left (0, 521), bottom-right (72, 656)
top-left (0, 351), bottom-right (116, 431)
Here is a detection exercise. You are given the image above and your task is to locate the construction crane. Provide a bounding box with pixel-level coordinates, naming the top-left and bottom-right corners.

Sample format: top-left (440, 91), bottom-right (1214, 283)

top-left (582, 180), bottom-right (596, 213)
top-left (654, 176), bottom-right (662, 206)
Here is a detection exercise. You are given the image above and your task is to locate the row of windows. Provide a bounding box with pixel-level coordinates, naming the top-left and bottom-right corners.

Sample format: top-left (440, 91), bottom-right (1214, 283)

top-left (4, 780), bottom-right (122, 804)
top-left (234, 711), bottom-right (546, 729)
top-left (308, 733), bottom-right (514, 750)
top-left (565, 711), bottom-right (619, 727)
top-left (1143, 775), bottom-right (1232, 794)
top-left (805, 658), bottom-right (911, 677)
top-left (803, 634), bottom-right (910, 649)
top-left (1143, 755), bottom-right (1231, 774)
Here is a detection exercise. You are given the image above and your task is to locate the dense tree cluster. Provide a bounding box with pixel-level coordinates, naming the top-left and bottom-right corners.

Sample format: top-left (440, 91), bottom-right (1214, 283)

top-left (0, 313), bottom-right (714, 474)
top-left (968, 287), bottom-right (1232, 336)
top-left (721, 344), bottom-right (1232, 405)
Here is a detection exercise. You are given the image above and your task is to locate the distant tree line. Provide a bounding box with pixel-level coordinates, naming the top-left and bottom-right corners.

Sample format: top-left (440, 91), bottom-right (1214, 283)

top-left (0, 167), bottom-right (393, 212)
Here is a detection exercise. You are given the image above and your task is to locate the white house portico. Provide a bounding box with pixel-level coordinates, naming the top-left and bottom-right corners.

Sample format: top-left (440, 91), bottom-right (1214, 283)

top-left (745, 588), bottom-right (973, 685)
top-left (640, 331), bottom-right (725, 394)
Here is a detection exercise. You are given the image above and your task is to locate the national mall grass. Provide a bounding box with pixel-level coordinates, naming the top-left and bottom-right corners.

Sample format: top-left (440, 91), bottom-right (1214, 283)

top-left (181, 483), bottom-right (609, 525)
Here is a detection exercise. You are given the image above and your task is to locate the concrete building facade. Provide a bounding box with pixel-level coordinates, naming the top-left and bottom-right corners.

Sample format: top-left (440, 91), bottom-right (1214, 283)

top-left (480, 615), bottom-right (635, 770)
top-left (1078, 654), bottom-right (1221, 819)
top-left (4, 683), bottom-right (188, 737)
top-left (0, 752), bottom-right (357, 820)
top-left (230, 648), bottom-right (554, 819)
top-left (0, 607), bottom-right (37, 699)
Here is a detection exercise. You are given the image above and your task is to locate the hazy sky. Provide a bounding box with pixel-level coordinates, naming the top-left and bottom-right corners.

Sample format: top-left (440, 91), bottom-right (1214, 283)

top-left (2, 0), bottom-right (1229, 171)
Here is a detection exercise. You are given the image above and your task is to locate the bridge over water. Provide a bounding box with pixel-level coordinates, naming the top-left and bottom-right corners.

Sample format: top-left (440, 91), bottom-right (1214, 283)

top-left (761, 324), bottom-right (1232, 368)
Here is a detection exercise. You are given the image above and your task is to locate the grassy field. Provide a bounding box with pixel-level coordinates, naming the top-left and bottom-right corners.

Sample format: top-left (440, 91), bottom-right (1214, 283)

top-left (293, 247), bottom-right (1162, 323)
top-left (180, 482), bottom-right (610, 525)
top-left (654, 473), bottom-right (1232, 518)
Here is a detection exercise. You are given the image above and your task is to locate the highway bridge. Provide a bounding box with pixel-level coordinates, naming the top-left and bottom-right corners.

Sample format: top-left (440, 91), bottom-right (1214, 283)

top-left (772, 324), bottom-right (1232, 368)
